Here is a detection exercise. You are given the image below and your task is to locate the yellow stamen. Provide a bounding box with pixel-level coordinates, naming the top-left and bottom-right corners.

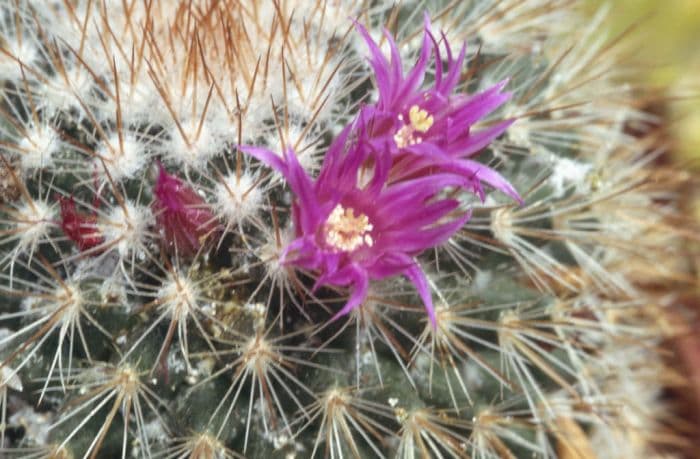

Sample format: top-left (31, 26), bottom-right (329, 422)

top-left (408, 105), bottom-right (433, 132)
top-left (394, 105), bottom-right (433, 148)
top-left (324, 204), bottom-right (374, 252)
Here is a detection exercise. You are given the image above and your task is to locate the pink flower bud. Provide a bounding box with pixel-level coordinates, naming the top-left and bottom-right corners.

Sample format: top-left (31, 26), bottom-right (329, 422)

top-left (152, 164), bottom-right (220, 257)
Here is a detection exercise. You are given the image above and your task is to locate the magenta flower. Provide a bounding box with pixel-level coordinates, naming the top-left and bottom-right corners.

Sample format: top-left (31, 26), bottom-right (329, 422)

top-left (242, 124), bottom-right (474, 326)
top-left (152, 164), bottom-right (220, 257)
top-left (355, 16), bottom-right (521, 203)
top-left (240, 15), bottom-right (521, 326)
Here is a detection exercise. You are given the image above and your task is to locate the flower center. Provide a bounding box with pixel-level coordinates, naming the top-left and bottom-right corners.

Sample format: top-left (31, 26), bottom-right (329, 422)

top-left (324, 204), bottom-right (374, 252)
top-left (393, 105), bottom-right (434, 148)
top-left (409, 105), bottom-right (434, 132)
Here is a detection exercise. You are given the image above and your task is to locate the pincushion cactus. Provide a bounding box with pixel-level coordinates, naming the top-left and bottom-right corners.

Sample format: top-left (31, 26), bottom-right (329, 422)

top-left (0, 1), bottom-right (691, 458)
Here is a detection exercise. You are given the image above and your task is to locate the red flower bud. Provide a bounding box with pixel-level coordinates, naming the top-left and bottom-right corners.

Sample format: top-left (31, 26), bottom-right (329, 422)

top-left (59, 196), bottom-right (104, 252)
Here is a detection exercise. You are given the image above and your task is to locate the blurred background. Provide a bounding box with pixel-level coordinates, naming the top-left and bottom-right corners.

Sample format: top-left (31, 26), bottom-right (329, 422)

top-left (585, 0), bottom-right (700, 455)
top-left (586, 0), bottom-right (700, 167)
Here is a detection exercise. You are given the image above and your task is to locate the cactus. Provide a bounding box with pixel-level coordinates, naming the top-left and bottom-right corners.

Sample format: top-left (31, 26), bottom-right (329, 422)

top-left (0, 1), bottom-right (690, 458)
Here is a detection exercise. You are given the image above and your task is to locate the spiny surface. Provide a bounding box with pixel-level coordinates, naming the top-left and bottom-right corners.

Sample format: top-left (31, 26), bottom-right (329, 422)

top-left (0, 1), bottom-right (691, 458)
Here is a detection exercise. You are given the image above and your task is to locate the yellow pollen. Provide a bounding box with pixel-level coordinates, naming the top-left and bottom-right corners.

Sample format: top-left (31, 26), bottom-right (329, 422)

top-left (324, 204), bottom-right (374, 252)
top-left (393, 125), bottom-right (416, 149)
top-left (408, 105), bottom-right (433, 132)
